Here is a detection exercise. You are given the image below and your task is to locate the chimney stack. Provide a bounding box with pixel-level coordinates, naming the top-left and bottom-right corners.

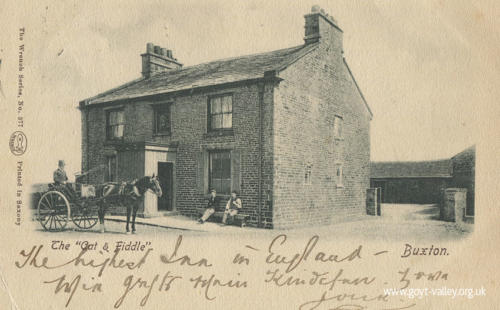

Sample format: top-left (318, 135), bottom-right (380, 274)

top-left (304, 6), bottom-right (342, 46)
top-left (141, 43), bottom-right (183, 78)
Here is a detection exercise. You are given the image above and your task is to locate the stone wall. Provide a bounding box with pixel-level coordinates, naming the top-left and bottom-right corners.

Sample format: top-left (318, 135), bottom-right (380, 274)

top-left (271, 13), bottom-right (371, 229)
top-left (451, 146), bottom-right (475, 219)
top-left (81, 82), bottom-right (275, 226)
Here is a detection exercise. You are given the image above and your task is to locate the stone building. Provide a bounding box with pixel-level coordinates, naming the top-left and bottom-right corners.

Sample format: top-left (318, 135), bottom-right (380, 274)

top-left (79, 6), bottom-right (372, 229)
top-left (450, 145), bottom-right (475, 218)
top-left (370, 146), bottom-right (475, 214)
top-left (370, 160), bottom-right (452, 204)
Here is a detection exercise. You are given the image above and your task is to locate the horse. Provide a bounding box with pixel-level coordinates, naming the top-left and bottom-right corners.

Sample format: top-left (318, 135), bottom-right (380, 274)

top-left (97, 175), bottom-right (162, 234)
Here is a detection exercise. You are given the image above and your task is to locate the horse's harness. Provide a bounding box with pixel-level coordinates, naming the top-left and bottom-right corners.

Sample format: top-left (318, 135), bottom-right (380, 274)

top-left (103, 180), bottom-right (141, 200)
top-left (120, 181), bottom-right (141, 199)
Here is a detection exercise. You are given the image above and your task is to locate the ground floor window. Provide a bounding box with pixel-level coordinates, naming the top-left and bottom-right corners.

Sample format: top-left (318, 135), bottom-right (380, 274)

top-left (106, 155), bottom-right (117, 182)
top-left (335, 162), bottom-right (343, 187)
top-left (304, 163), bottom-right (312, 185)
top-left (209, 151), bottom-right (231, 194)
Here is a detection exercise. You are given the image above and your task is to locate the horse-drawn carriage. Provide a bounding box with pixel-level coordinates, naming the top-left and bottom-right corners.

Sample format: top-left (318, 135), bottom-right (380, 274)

top-left (36, 176), bottom-right (162, 233)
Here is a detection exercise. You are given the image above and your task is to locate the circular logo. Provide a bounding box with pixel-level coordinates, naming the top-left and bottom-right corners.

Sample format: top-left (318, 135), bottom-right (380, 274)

top-left (9, 131), bottom-right (27, 156)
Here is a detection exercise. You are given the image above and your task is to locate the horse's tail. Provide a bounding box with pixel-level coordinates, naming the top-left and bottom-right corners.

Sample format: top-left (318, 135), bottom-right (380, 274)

top-left (94, 184), bottom-right (104, 198)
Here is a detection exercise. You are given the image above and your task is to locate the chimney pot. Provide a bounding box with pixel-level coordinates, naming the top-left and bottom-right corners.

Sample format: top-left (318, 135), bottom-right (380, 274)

top-left (304, 7), bottom-right (342, 45)
top-left (141, 43), bottom-right (183, 78)
top-left (154, 45), bottom-right (161, 54)
top-left (146, 42), bottom-right (154, 53)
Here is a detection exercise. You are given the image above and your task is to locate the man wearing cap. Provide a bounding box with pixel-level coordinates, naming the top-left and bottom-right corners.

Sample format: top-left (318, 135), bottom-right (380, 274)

top-left (53, 160), bottom-right (69, 185)
top-left (198, 189), bottom-right (219, 224)
top-left (222, 190), bottom-right (242, 225)
top-left (53, 160), bottom-right (75, 198)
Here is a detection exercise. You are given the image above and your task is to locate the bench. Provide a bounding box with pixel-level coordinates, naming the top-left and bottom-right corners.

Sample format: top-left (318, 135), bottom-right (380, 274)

top-left (195, 207), bottom-right (249, 228)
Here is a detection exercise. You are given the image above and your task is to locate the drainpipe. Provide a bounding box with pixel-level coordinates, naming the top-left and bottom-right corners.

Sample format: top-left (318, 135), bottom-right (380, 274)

top-left (86, 108), bottom-right (90, 184)
top-left (79, 102), bottom-right (90, 184)
top-left (258, 83), bottom-right (264, 228)
top-left (85, 107), bottom-right (90, 184)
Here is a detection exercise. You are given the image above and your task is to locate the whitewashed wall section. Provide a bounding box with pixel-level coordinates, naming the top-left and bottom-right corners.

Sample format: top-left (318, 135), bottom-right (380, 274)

top-left (143, 147), bottom-right (176, 217)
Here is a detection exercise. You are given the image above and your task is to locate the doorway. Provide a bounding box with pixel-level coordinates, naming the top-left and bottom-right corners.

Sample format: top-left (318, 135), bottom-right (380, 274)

top-left (157, 162), bottom-right (173, 211)
top-left (372, 180), bottom-right (386, 203)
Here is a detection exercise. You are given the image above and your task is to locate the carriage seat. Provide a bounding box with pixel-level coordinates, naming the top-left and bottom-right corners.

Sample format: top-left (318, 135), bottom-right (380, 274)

top-left (48, 183), bottom-right (79, 200)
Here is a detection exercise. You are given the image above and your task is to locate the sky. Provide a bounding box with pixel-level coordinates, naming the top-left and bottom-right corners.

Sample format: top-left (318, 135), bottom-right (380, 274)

top-left (1, 0), bottom-right (498, 183)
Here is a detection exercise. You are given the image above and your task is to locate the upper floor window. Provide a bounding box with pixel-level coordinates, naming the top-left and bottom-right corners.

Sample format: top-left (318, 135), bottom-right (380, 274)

top-left (106, 109), bottom-right (124, 140)
top-left (209, 150), bottom-right (231, 194)
top-left (208, 94), bottom-right (232, 131)
top-left (154, 104), bottom-right (171, 135)
top-left (333, 115), bottom-right (343, 139)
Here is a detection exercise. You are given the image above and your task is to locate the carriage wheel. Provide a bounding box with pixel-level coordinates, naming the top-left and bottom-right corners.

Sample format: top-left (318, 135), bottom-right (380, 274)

top-left (71, 202), bottom-right (98, 229)
top-left (37, 191), bottom-right (70, 231)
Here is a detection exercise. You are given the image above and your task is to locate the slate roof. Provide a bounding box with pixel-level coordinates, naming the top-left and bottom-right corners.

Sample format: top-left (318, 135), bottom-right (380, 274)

top-left (370, 159), bottom-right (453, 178)
top-left (83, 43), bottom-right (319, 105)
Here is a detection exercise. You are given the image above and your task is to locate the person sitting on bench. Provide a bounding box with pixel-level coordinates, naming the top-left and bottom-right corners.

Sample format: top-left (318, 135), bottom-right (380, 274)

top-left (222, 191), bottom-right (242, 225)
top-left (198, 189), bottom-right (219, 224)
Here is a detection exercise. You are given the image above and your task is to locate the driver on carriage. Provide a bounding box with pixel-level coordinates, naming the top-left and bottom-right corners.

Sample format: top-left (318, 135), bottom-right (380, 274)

top-left (53, 160), bottom-right (76, 198)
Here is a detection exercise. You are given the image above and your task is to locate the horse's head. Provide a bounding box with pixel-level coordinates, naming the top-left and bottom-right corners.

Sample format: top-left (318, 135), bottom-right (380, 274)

top-left (148, 174), bottom-right (163, 197)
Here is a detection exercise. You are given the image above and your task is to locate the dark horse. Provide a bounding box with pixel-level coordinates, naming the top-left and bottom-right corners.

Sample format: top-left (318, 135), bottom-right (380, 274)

top-left (97, 175), bottom-right (162, 234)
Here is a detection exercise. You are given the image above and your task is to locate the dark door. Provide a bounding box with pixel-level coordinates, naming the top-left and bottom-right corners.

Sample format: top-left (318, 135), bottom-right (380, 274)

top-left (372, 181), bottom-right (386, 203)
top-left (157, 162), bottom-right (173, 211)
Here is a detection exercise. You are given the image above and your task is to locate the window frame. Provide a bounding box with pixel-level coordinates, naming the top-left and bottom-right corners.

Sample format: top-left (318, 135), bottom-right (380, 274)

top-left (207, 93), bottom-right (233, 132)
top-left (106, 108), bottom-right (125, 140)
top-left (153, 103), bottom-right (172, 135)
top-left (304, 163), bottom-right (313, 185)
top-left (105, 155), bottom-right (117, 182)
top-left (208, 150), bottom-right (232, 195)
top-left (335, 162), bottom-right (344, 188)
top-left (333, 115), bottom-right (343, 140)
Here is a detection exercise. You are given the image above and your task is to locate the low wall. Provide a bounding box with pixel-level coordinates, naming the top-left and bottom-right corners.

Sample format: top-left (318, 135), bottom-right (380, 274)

top-left (440, 188), bottom-right (470, 227)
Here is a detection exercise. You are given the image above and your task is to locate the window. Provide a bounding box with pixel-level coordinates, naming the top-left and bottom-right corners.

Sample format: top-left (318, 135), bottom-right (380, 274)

top-left (209, 151), bottom-right (231, 194)
top-left (106, 109), bottom-right (125, 140)
top-left (105, 156), bottom-right (117, 182)
top-left (208, 94), bottom-right (232, 130)
top-left (154, 104), bottom-right (171, 134)
top-left (335, 162), bottom-right (343, 187)
top-left (333, 115), bottom-right (343, 139)
top-left (304, 163), bottom-right (312, 185)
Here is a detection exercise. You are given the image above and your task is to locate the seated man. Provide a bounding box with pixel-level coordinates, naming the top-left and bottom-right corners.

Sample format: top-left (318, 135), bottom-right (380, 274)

top-left (53, 160), bottom-right (76, 199)
top-left (198, 189), bottom-right (219, 224)
top-left (222, 191), bottom-right (242, 225)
